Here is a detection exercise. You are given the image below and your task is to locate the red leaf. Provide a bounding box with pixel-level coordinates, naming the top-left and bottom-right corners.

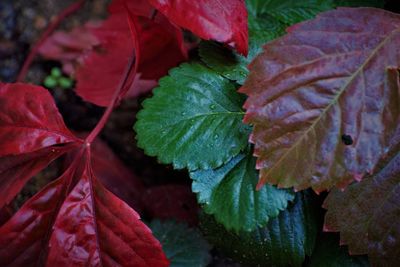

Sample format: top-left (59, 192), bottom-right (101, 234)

top-left (142, 185), bottom-right (199, 225)
top-left (323, 136), bottom-right (400, 266)
top-left (0, 83), bottom-right (78, 156)
top-left (147, 0), bottom-right (249, 55)
top-left (75, 0), bottom-right (187, 106)
top-left (0, 151), bottom-right (169, 267)
top-left (241, 8), bottom-right (400, 192)
top-left (90, 137), bottom-right (145, 212)
top-left (0, 83), bottom-right (81, 208)
top-left (38, 23), bottom-right (100, 76)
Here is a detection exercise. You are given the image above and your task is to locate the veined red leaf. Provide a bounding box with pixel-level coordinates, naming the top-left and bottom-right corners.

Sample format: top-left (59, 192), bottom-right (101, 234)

top-left (0, 83), bottom-right (81, 209)
top-left (0, 150), bottom-right (169, 267)
top-left (147, 0), bottom-right (249, 55)
top-left (0, 83), bottom-right (79, 156)
top-left (76, 0), bottom-right (187, 106)
top-left (241, 8), bottom-right (400, 192)
top-left (323, 131), bottom-right (400, 267)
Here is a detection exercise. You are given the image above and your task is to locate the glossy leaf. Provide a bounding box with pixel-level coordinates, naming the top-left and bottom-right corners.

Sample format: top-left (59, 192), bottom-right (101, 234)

top-left (0, 83), bottom-right (80, 209)
top-left (0, 83), bottom-right (78, 156)
top-left (147, 0), bottom-right (249, 55)
top-left (201, 0), bottom-right (383, 85)
top-left (323, 146), bottom-right (400, 266)
top-left (150, 220), bottom-right (212, 267)
top-left (199, 15), bottom-right (285, 85)
top-left (142, 185), bottom-right (199, 226)
top-left (191, 146), bottom-right (294, 232)
top-left (200, 192), bottom-right (318, 267)
top-left (135, 63), bottom-right (251, 171)
top-left (0, 152), bottom-right (169, 267)
top-left (241, 8), bottom-right (400, 192)
top-left (76, 0), bottom-right (187, 106)
top-left (307, 233), bottom-right (369, 267)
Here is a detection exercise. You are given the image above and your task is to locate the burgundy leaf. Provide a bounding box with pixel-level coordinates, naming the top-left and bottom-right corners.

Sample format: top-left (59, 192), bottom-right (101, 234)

top-left (142, 185), bottom-right (199, 225)
top-left (147, 0), bottom-right (249, 55)
top-left (0, 146), bottom-right (72, 211)
top-left (38, 23), bottom-right (100, 76)
top-left (0, 83), bottom-right (79, 156)
top-left (0, 83), bottom-right (81, 208)
top-left (75, 0), bottom-right (187, 106)
top-left (241, 8), bottom-right (400, 192)
top-left (0, 151), bottom-right (169, 267)
top-left (323, 141), bottom-right (400, 267)
top-left (90, 138), bottom-right (145, 212)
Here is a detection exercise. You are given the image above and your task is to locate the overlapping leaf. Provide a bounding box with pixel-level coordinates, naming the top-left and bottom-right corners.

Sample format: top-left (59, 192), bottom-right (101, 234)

top-left (0, 83), bottom-right (81, 209)
top-left (76, 0), bottom-right (187, 106)
top-left (200, 0), bottom-right (383, 85)
top-left (241, 8), bottom-right (400, 192)
top-left (201, 192), bottom-right (318, 267)
top-left (191, 146), bottom-right (294, 232)
top-left (147, 0), bottom-right (249, 55)
top-left (88, 137), bottom-right (145, 212)
top-left (0, 153), bottom-right (169, 267)
top-left (323, 132), bottom-right (400, 267)
top-left (135, 63), bottom-right (251, 171)
top-left (150, 220), bottom-right (212, 267)
top-left (0, 82), bottom-right (169, 266)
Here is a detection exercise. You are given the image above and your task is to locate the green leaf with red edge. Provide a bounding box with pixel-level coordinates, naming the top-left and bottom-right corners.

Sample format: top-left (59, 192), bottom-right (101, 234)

top-left (241, 7), bottom-right (400, 192)
top-left (323, 131), bottom-right (400, 267)
top-left (0, 151), bottom-right (169, 267)
top-left (0, 83), bottom-right (81, 209)
top-left (147, 0), bottom-right (249, 56)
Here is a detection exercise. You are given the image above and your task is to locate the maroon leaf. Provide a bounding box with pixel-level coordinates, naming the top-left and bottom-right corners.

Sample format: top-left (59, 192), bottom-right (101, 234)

top-left (0, 83), bottom-right (79, 156)
top-left (0, 151), bottom-right (169, 267)
top-left (323, 134), bottom-right (400, 267)
top-left (241, 8), bottom-right (400, 192)
top-left (147, 0), bottom-right (248, 55)
top-left (75, 0), bottom-right (187, 106)
top-left (90, 137), bottom-right (145, 212)
top-left (142, 185), bottom-right (199, 225)
top-left (38, 23), bottom-right (100, 76)
top-left (0, 83), bottom-right (81, 209)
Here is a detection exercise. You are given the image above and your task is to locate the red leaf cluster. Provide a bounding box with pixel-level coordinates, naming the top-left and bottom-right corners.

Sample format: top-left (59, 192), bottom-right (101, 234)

top-left (0, 83), bottom-right (169, 266)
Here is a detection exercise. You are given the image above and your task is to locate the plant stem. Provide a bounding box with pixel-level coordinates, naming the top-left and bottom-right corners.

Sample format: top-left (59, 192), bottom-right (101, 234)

top-left (85, 54), bottom-right (137, 144)
top-left (16, 0), bottom-right (85, 82)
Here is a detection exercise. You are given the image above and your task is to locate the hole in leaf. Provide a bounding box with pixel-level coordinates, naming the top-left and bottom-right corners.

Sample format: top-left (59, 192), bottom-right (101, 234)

top-left (341, 134), bottom-right (353, 146)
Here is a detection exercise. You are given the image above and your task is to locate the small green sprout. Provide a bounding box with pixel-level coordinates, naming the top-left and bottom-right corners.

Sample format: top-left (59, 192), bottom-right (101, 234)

top-left (44, 67), bottom-right (74, 89)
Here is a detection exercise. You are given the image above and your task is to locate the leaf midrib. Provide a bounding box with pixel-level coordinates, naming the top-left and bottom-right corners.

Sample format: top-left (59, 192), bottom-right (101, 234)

top-left (264, 27), bottom-right (400, 184)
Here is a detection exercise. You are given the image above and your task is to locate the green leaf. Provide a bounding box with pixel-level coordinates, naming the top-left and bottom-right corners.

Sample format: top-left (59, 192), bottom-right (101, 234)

top-left (199, 15), bottom-right (286, 85)
top-left (51, 67), bottom-right (62, 78)
top-left (43, 76), bottom-right (57, 89)
top-left (202, 0), bottom-right (383, 85)
top-left (333, 0), bottom-right (383, 8)
top-left (135, 63), bottom-right (251, 171)
top-left (191, 146), bottom-right (294, 232)
top-left (150, 220), bottom-right (212, 267)
top-left (200, 191), bottom-right (318, 267)
top-left (247, 0), bottom-right (332, 24)
top-left (307, 234), bottom-right (369, 267)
